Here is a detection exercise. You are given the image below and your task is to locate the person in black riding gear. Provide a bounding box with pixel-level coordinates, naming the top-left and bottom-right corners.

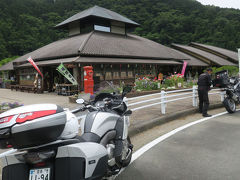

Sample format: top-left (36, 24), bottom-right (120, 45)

top-left (197, 68), bottom-right (213, 117)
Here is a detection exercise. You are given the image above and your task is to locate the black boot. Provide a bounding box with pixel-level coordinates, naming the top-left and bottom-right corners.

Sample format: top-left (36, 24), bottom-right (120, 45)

top-left (202, 114), bottom-right (212, 117)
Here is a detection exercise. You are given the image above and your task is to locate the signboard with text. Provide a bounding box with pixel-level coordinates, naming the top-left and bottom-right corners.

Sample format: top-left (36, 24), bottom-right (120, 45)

top-left (56, 63), bottom-right (78, 85)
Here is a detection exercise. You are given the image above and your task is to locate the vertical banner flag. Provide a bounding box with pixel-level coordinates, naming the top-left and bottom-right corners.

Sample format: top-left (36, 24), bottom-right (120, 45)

top-left (56, 63), bottom-right (78, 85)
top-left (238, 49), bottom-right (240, 78)
top-left (27, 57), bottom-right (43, 78)
top-left (181, 61), bottom-right (188, 76)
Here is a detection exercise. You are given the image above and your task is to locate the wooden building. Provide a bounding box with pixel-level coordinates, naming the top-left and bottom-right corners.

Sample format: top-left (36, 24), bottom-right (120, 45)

top-left (0, 6), bottom-right (237, 91)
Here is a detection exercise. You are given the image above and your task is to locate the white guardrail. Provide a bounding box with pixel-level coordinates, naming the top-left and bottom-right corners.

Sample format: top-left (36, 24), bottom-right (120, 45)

top-left (126, 86), bottom-right (225, 114)
top-left (0, 86), bottom-right (225, 158)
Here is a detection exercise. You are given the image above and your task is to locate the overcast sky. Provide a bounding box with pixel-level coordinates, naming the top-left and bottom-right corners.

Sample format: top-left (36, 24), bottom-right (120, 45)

top-left (196, 0), bottom-right (240, 9)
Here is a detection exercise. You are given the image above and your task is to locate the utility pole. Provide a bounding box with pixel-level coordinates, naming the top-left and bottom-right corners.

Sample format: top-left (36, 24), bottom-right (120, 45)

top-left (238, 49), bottom-right (240, 78)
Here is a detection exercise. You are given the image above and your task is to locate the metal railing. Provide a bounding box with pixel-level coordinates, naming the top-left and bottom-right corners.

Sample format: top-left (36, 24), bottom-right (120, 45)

top-left (127, 86), bottom-right (225, 114)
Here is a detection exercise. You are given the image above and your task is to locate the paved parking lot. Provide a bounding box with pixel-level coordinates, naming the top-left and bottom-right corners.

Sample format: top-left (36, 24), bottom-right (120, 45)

top-left (117, 111), bottom-right (240, 180)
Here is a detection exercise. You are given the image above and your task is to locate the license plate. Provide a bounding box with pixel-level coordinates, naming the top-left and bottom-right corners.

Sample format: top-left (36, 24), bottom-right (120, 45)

top-left (29, 168), bottom-right (50, 180)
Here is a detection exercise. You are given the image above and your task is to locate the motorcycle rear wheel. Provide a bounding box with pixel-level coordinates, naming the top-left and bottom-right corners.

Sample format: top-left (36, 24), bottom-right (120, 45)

top-left (223, 98), bottom-right (236, 113)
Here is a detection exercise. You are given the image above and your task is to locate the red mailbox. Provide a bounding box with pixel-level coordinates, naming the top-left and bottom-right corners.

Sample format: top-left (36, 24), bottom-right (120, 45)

top-left (83, 66), bottom-right (94, 95)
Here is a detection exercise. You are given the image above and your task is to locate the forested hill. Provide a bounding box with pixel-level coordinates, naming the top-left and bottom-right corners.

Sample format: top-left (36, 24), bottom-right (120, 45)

top-left (1, 0), bottom-right (240, 61)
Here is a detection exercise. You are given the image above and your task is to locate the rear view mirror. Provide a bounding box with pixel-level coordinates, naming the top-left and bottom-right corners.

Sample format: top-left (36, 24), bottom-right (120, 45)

top-left (76, 99), bottom-right (84, 104)
top-left (124, 110), bottom-right (132, 116)
top-left (122, 85), bottom-right (132, 98)
top-left (123, 85), bottom-right (132, 94)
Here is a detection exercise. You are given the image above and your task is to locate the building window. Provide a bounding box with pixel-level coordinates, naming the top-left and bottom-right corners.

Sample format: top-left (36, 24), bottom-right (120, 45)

top-left (80, 22), bottom-right (94, 34)
top-left (105, 72), bottom-right (112, 80)
top-left (128, 71), bottom-right (133, 78)
top-left (113, 72), bottom-right (119, 79)
top-left (94, 25), bottom-right (110, 32)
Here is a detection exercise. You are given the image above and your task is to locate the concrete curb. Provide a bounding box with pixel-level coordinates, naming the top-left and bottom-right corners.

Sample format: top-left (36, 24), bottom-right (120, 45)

top-left (128, 103), bottom-right (224, 137)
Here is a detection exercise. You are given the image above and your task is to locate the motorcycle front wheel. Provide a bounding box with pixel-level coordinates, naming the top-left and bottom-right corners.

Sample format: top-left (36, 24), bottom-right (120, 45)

top-left (120, 136), bottom-right (133, 167)
top-left (114, 136), bottom-right (133, 168)
top-left (223, 98), bottom-right (236, 113)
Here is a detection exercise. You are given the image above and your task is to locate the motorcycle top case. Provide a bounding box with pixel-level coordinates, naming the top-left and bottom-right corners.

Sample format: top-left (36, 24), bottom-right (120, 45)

top-left (0, 104), bottom-right (66, 149)
top-left (213, 70), bottom-right (230, 88)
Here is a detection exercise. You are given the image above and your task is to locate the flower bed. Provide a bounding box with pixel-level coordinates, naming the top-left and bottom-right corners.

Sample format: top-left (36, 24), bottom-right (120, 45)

top-left (0, 102), bottom-right (23, 113)
top-left (134, 74), bottom-right (196, 92)
top-left (135, 77), bottom-right (160, 92)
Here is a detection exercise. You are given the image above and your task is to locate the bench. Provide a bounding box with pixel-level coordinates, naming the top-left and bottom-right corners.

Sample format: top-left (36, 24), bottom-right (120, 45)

top-left (10, 85), bottom-right (20, 91)
top-left (11, 85), bottom-right (36, 93)
top-left (19, 85), bottom-right (37, 93)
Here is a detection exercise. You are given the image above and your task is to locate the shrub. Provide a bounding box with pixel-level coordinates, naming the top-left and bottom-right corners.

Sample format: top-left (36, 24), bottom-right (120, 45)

top-left (206, 66), bottom-right (239, 77)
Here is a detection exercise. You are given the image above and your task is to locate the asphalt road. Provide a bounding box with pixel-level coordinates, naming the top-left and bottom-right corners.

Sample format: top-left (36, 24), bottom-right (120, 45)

top-left (117, 111), bottom-right (240, 180)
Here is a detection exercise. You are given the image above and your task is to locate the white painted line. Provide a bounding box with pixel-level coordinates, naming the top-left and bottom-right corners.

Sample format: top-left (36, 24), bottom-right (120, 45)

top-left (131, 110), bottom-right (239, 163)
top-left (114, 110), bottom-right (238, 179)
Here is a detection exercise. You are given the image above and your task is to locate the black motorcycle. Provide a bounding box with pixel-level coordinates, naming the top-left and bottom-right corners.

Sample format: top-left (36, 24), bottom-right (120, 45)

top-left (213, 70), bottom-right (240, 113)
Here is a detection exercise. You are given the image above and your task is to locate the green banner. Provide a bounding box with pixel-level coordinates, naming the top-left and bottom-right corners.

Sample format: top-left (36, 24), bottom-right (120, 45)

top-left (56, 63), bottom-right (78, 85)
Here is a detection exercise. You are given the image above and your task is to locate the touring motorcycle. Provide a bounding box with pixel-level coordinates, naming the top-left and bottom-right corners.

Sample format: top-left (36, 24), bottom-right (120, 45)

top-left (213, 70), bottom-right (240, 113)
top-left (0, 83), bottom-right (133, 180)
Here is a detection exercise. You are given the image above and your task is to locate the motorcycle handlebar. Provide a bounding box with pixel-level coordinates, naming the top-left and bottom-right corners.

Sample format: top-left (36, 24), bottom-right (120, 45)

top-left (72, 99), bottom-right (124, 114)
top-left (71, 107), bottom-right (86, 114)
top-left (111, 101), bottom-right (122, 106)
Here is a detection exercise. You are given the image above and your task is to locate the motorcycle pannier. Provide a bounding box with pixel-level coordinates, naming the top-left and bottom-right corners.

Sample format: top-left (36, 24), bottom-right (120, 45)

top-left (0, 104), bottom-right (66, 149)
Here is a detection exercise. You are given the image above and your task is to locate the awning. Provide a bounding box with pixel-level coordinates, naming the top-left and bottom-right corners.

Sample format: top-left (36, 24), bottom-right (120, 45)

top-left (18, 57), bottom-right (79, 67)
top-left (17, 56), bottom-right (182, 68)
top-left (75, 57), bottom-right (181, 64)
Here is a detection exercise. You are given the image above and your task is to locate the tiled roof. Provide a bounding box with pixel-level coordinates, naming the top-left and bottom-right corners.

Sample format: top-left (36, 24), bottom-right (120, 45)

top-left (172, 44), bottom-right (236, 66)
top-left (171, 49), bottom-right (208, 66)
top-left (0, 62), bottom-right (14, 71)
top-left (80, 31), bottom-right (187, 60)
top-left (13, 32), bottom-right (92, 64)
top-left (190, 42), bottom-right (238, 63)
top-left (12, 31), bottom-right (187, 67)
top-left (56, 6), bottom-right (139, 28)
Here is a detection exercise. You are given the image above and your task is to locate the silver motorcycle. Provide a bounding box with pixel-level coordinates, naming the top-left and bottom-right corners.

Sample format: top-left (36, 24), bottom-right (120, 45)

top-left (213, 70), bottom-right (240, 113)
top-left (0, 84), bottom-right (133, 180)
top-left (223, 76), bottom-right (240, 113)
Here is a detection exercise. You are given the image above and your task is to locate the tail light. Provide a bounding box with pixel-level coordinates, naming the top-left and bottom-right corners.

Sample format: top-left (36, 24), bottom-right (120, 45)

top-left (35, 162), bottom-right (46, 167)
top-left (0, 115), bottom-right (14, 124)
top-left (16, 110), bottom-right (56, 123)
top-left (15, 150), bottom-right (56, 164)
